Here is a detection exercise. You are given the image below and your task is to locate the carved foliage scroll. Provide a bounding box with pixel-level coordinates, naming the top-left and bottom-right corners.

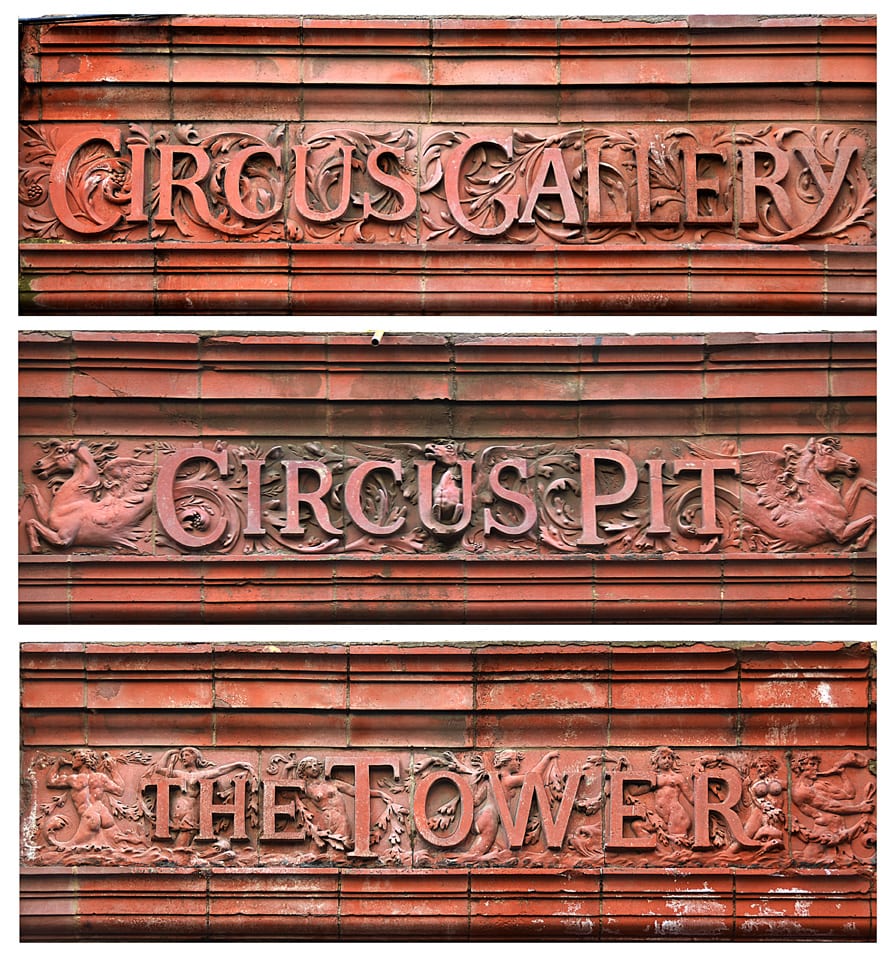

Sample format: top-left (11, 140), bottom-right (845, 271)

top-left (19, 124), bottom-right (876, 246)
top-left (19, 435), bottom-right (877, 557)
top-left (22, 746), bottom-right (876, 871)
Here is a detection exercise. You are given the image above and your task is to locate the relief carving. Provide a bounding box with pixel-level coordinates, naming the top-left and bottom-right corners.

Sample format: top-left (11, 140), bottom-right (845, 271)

top-left (688, 436), bottom-right (877, 551)
top-left (20, 124), bottom-right (148, 241)
top-left (412, 749), bottom-right (586, 867)
top-left (260, 753), bottom-right (409, 866)
top-left (288, 128), bottom-right (417, 243)
top-left (22, 439), bottom-right (155, 552)
top-left (737, 753), bottom-right (787, 849)
top-left (23, 745), bottom-right (876, 871)
top-left (42, 749), bottom-right (127, 848)
top-left (606, 749), bottom-right (794, 867)
top-left (141, 747), bottom-right (257, 864)
top-left (20, 123), bottom-right (876, 246)
top-left (28, 749), bottom-right (154, 864)
top-left (149, 125), bottom-right (285, 242)
top-left (20, 435), bottom-right (876, 556)
top-left (790, 752), bottom-right (877, 864)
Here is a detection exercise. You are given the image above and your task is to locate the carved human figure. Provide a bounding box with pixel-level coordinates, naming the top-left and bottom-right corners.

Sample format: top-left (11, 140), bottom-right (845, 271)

top-left (293, 756), bottom-right (356, 842)
top-left (790, 751), bottom-right (876, 862)
top-left (741, 754), bottom-right (786, 844)
top-left (455, 749), bottom-right (559, 862)
top-left (45, 749), bottom-right (126, 847)
top-left (149, 746), bottom-right (252, 849)
top-left (648, 746), bottom-right (694, 839)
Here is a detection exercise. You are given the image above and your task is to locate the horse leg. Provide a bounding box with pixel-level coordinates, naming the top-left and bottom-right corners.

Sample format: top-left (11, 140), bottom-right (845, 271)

top-left (25, 517), bottom-right (75, 552)
top-left (838, 515), bottom-right (876, 550)
top-left (25, 483), bottom-right (51, 524)
top-left (844, 478), bottom-right (877, 515)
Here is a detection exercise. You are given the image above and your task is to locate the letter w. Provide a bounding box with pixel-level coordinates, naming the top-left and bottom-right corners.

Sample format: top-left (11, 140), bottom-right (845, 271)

top-left (491, 771), bottom-right (583, 848)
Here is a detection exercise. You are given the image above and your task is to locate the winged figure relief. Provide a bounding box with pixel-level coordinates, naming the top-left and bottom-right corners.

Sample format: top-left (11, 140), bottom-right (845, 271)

top-left (23, 439), bottom-right (155, 552)
top-left (687, 436), bottom-right (876, 551)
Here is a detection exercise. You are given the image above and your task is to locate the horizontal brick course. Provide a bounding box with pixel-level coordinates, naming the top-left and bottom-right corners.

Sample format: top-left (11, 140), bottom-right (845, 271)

top-left (19, 15), bottom-right (876, 313)
top-left (20, 642), bottom-right (876, 939)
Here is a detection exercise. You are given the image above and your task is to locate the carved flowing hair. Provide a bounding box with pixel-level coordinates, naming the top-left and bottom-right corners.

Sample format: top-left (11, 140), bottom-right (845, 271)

top-left (792, 752), bottom-right (822, 774)
top-left (778, 442), bottom-right (809, 497)
top-left (752, 753), bottom-right (780, 775)
top-left (493, 749), bottom-right (523, 769)
top-left (779, 437), bottom-right (842, 496)
top-left (36, 438), bottom-right (120, 468)
top-left (71, 748), bottom-right (99, 769)
top-left (151, 747), bottom-right (215, 778)
top-left (650, 746), bottom-right (680, 769)
top-left (295, 756), bottom-right (323, 778)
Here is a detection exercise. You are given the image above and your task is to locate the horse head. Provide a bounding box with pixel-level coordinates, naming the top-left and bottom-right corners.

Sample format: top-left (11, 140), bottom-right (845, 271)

top-left (807, 437), bottom-right (860, 479)
top-left (32, 439), bottom-right (80, 481)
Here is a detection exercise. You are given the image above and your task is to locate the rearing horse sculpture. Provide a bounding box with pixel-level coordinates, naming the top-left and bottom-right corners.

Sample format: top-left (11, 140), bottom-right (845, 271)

top-left (24, 439), bottom-right (155, 552)
top-left (688, 436), bottom-right (876, 551)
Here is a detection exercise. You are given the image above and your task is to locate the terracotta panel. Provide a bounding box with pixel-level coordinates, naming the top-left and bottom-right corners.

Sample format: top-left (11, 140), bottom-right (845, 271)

top-left (18, 16), bottom-right (876, 313)
top-left (18, 331), bottom-right (876, 623)
top-left (20, 643), bottom-right (876, 939)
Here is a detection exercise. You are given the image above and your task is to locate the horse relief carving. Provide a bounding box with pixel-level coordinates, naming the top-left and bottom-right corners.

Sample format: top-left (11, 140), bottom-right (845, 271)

top-left (23, 439), bottom-right (156, 552)
top-left (687, 436), bottom-right (877, 551)
top-left (20, 435), bottom-right (876, 556)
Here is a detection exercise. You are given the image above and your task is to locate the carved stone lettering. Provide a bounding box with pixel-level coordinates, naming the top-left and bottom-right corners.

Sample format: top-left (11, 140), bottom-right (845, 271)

top-left (19, 123), bottom-right (876, 246)
top-left (19, 435), bottom-right (877, 557)
top-left (22, 745), bottom-right (875, 871)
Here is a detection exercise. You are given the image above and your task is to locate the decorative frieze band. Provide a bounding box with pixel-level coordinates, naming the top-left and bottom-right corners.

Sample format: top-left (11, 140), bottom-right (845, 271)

top-left (23, 744), bottom-right (876, 872)
top-left (19, 123), bottom-right (876, 247)
top-left (20, 434), bottom-right (877, 557)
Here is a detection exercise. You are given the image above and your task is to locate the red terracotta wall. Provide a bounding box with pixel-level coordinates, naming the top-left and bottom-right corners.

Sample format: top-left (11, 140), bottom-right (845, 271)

top-left (18, 331), bottom-right (876, 624)
top-left (20, 641), bottom-right (876, 940)
top-left (17, 13), bottom-right (879, 944)
top-left (18, 15), bottom-right (876, 313)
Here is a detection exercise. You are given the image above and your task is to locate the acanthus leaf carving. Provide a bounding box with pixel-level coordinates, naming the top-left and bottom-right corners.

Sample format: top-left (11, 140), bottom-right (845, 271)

top-left (20, 435), bottom-right (876, 557)
top-left (24, 744), bottom-right (875, 871)
top-left (20, 123), bottom-right (876, 246)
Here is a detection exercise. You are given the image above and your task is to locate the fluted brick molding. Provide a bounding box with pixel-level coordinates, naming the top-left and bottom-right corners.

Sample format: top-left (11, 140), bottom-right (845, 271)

top-left (19, 15), bottom-right (876, 314)
top-left (18, 331), bottom-right (876, 623)
top-left (20, 641), bottom-right (876, 940)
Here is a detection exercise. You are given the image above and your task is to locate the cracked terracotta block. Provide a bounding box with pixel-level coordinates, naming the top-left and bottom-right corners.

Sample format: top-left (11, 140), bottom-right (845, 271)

top-left (17, 327), bottom-right (876, 622)
top-left (19, 643), bottom-right (876, 940)
top-left (18, 14), bottom-right (876, 314)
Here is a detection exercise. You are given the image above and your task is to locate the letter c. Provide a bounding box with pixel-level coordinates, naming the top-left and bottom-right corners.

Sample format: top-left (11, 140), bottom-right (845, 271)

top-left (49, 126), bottom-right (123, 234)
